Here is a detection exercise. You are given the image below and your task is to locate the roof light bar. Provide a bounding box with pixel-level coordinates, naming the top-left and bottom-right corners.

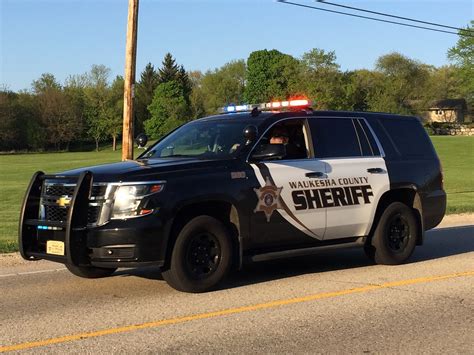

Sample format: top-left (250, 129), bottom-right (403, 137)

top-left (219, 99), bottom-right (312, 114)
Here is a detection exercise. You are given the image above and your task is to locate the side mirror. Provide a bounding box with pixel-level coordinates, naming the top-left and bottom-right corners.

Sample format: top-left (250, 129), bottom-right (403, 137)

top-left (135, 133), bottom-right (148, 149)
top-left (243, 125), bottom-right (258, 145)
top-left (251, 143), bottom-right (286, 161)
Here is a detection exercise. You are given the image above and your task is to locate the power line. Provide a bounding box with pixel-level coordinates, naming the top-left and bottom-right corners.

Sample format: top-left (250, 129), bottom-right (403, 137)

top-left (316, 0), bottom-right (473, 35)
top-left (277, 1), bottom-right (473, 37)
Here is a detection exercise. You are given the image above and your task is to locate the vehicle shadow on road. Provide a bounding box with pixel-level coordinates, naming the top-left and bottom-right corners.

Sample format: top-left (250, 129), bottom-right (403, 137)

top-left (220, 225), bottom-right (474, 290)
top-left (116, 225), bottom-right (474, 290)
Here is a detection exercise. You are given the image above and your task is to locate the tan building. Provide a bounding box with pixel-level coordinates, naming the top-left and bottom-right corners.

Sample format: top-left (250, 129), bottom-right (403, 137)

top-left (426, 99), bottom-right (468, 123)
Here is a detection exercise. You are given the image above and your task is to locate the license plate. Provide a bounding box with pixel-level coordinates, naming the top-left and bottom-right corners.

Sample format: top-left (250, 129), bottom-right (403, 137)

top-left (46, 240), bottom-right (65, 256)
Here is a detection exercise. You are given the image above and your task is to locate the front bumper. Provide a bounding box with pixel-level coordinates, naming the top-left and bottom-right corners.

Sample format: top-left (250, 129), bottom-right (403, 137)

top-left (19, 171), bottom-right (168, 269)
top-left (87, 216), bottom-right (166, 267)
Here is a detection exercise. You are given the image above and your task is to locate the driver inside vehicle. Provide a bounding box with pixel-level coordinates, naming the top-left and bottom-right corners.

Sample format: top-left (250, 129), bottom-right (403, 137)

top-left (268, 125), bottom-right (307, 159)
top-left (269, 126), bottom-right (290, 145)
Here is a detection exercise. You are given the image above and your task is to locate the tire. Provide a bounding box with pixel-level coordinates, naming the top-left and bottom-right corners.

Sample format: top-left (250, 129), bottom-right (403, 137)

top-left (369, 202), bottom-right (419, 265)
top-left (66, 264), bottom-right (117, 279)
top-left (161, 216), bottom-right (233, 293)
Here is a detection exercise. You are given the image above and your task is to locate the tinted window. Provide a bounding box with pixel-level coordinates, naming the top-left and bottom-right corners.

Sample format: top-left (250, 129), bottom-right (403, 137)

top-left (354, 119), bottom-right (373, 156)
top-left (358, 119), bottom-right (380, 156)
top-left (380, 118), bottom-right (435, 158)
top-left (251, 119), bottom-right (309, 161)
top-left (309, 118), bottom-right (362, 158)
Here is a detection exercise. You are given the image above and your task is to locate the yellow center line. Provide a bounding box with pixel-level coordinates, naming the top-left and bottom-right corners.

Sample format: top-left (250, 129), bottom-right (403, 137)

top-left (1, 270), bottom-right (473, 353)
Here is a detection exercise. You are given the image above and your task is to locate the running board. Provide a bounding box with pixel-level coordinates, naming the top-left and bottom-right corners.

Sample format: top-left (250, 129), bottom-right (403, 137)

top-left (249, 237), bottom-right (367, 263)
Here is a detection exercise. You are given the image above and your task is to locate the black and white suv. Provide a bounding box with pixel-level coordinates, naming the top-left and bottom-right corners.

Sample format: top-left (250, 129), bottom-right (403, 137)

top-left (19, 100), bottom-right (446, 292)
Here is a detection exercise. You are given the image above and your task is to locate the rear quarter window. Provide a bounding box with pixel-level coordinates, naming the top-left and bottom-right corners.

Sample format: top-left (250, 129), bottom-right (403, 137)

top-left (380, 118), bottom-right (435, 159)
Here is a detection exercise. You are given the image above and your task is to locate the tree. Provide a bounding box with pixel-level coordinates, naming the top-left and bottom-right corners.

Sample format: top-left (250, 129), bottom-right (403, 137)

top-left (147, 54), bottom-right (193, 133)
top-left (16, 91), bottom-right (44, 150)
top-left (83, 65), bottom-right (111, 151)
top-left (0, 90), bottom-right (20, 150)
top-left (0, 90), bottom-right (43, 151)
top-left (105, 76), bottom-right (124, 151)
top-left (177, 65), bottom-right (192, 105)
top-left (32, 73), bottom-right (61, 94)
top-left (200, 60), bottom-right (246, 114)
top-left (448, 21), bottom-right (474, 107)
top-left (188, 70), bottom-right (206, 119)
top-left (343, 69), bottom-right (379, 111)
top-left (31, 73), bottom-right (80, 150)
top-left (158, 53), bottom-right (179, 84)
top-left (64, 75), bottom-right (88, 145)
top-left (300, 48), bottom-right (344, 110)
top-left (244, 49), bottom-right (301, 103)
top-left (157, 54), bottom-right (192, 106)
top-left (136, 63), bottom-right (159, 134)
top-left (368, 52), bottom-right (429, 114)
top-left (302, 48), bottom-right (339, 72)
top-left (145, 80), bottom-right (189, 138)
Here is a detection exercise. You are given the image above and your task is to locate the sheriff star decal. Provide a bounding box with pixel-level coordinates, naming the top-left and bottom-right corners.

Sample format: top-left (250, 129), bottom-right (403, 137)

top-left (254, 177), bottom-right (283, 222)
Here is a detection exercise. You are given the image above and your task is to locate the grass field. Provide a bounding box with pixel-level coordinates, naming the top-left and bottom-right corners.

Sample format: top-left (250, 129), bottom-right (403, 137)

top-left (1, 137), bottom-right (473, 253)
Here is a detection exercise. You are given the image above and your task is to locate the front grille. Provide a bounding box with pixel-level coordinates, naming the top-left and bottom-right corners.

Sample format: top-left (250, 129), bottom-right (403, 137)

top-left (87, 206), bottom-right (101, 224)
top-left (91, 185), bottom-right (107, 198)
top-left (45, 205), bottom-right (68, 222)
top-left (45, 184), bottom-right (75, 197)
top-left (41, 182), bottom-right (107, 225)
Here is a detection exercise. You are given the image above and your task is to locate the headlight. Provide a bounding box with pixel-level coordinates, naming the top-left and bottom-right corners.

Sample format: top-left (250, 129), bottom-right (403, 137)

top-left (110, 183), bottom-right (164, 219)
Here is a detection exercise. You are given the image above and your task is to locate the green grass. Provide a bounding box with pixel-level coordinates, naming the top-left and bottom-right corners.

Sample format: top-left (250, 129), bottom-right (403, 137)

top-left (0, 137), bottom-right (473, 253)
top-left (0, 149), bottom-right (122, 253)
top-left (430, 136), bottom-right (474, 214)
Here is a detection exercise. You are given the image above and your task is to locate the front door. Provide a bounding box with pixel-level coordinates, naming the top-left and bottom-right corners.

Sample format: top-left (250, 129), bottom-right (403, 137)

top-left (248, 118), bottom-right (327, 249)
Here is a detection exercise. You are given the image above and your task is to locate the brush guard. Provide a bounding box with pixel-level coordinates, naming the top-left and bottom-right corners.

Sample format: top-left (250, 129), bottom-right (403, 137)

top-left (19, 171), bottom-right (93, 266)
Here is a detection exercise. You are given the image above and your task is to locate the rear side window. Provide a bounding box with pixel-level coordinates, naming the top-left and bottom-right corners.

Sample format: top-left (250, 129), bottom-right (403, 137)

top-left (380, 118), bottom-right (435, 158)
top-left (358, 119), bottom-right (380, 156)
top-left (309, 118), bottom-right (362, 158)
top-left (354, 119), bottom-right (373, 156)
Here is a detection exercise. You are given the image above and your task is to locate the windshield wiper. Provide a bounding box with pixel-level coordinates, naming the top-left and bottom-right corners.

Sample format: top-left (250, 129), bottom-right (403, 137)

top-left (161, 154), bottom-right (195, 158)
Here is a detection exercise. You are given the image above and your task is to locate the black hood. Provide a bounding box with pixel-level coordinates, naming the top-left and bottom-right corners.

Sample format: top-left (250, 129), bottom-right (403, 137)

top-left (56, 158), bottom-right (229, 182)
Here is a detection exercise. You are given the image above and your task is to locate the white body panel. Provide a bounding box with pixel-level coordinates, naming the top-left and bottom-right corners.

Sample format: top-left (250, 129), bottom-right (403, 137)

top-left (251, 160), bottom-right (327, 239)
top-left (322, 157), bottom-right (390, 239)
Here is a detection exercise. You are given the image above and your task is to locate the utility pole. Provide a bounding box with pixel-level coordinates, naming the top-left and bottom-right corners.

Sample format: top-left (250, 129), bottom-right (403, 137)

top-left (122, 0), bottom-right (139, 161)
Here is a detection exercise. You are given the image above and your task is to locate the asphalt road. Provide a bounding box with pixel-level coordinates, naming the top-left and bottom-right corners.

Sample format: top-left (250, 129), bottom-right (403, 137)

top-left (1, 216), bottom-right (473, 353)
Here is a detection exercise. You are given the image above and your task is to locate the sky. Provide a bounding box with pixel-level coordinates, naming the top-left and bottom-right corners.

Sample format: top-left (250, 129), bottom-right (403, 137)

top-left (1, 0), bottom-right (472, 92)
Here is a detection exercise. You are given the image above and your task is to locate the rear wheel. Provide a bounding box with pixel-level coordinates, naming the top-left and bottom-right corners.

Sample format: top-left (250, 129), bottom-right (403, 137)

top-left (162, 216), bottom-right (233, 293)
top-left (66, 264), bottom-right (117, 278)
top-left (367, 202), bottom-right (418, 265)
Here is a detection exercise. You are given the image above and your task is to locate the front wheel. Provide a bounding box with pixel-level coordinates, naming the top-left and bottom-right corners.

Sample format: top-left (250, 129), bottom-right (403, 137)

top-left (66, 264), bottom-right (117, 278)
top-left (161, 216), bottom-right (233, 293)
top-left (368, 202), bottom-right (419, 265)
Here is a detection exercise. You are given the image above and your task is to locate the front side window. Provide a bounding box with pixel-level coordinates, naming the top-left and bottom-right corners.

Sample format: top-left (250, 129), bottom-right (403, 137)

top-left (251, 119), bottom-right (310, 161)
top-left (141, 120), bottom-right (251, 160)
top-left (309, 118), bottom-right (362, 158)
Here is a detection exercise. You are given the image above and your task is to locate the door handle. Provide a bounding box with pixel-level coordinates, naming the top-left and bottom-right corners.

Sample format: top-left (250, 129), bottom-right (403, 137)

top-left (367, 168), bottom-right (386, 174)
top-left (305, 171), bottom-right (326, 179)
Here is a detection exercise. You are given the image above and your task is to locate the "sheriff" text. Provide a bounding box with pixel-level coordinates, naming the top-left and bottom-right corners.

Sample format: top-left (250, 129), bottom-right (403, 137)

top-left (292, 185), bottom-right (374, 210)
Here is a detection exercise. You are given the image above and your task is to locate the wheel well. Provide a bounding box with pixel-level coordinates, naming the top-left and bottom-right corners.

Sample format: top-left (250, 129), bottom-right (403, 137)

top-left (163, 201), bottom-right (241, 270)
top-left (369, 188), bottom-right (424, 246)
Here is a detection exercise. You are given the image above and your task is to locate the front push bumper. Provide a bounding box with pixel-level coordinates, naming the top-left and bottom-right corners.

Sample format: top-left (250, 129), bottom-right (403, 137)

top-left (19, 171), bottom-right (166, 269)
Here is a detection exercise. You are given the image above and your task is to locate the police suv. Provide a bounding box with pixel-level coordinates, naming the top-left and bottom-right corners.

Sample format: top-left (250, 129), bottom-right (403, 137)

top-left (19, 99), bottom-right (446, 292)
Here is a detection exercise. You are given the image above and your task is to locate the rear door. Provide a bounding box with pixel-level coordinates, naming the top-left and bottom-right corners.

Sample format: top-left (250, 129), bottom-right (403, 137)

top-left (308, 117), bottom-right (390, 239)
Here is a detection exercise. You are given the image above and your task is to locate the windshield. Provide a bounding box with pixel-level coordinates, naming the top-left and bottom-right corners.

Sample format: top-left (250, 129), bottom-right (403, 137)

top-left (141, 120), bottom-right (252, 160)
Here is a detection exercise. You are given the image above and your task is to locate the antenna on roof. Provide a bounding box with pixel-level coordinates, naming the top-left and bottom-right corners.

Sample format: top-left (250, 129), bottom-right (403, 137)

top-left (250, 106), bottom-right (261, 117)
